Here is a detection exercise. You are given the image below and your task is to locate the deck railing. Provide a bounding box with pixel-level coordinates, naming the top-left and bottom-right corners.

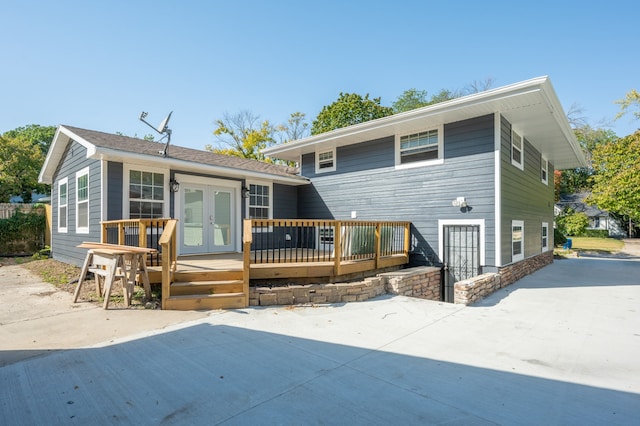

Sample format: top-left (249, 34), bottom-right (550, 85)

top-left (246, 219), bottom-right (410, 273)
top-left (100, 218), bottom-right (172, 266)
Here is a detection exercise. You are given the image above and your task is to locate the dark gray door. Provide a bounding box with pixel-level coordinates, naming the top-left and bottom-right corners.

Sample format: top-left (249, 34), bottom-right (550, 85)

top-left (443, 225), bottom-right (481, 302)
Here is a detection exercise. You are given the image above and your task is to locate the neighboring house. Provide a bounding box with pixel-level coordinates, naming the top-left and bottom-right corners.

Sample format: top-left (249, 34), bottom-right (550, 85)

top-left (263, 76), bottom-right (586, 294)
top-left (554, 192), bottom-right (625, 237)
top-left (39, 76), bottom-right (586, 304)
top-left (38, 126), bottom-right (309, 266)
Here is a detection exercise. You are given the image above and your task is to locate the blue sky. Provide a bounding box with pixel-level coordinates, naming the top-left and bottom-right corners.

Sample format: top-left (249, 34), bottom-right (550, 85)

top-left (2, 0), bottom-right (638, 150)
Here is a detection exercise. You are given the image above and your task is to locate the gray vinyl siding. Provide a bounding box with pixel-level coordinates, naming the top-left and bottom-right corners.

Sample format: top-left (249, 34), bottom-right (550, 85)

top-left (51, 141), bottom-right (102, 266)
top-left (106, 161), bottom-right (123, 220)
top-left (500, 116), bottom-right (555, 265)
top-left (273, 183), bottom-right (298, 218)
top-left (298, 114), bottom-right (496, 267)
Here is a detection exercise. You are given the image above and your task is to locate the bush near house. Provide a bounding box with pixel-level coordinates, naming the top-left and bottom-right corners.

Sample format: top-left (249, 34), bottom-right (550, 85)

top-left (554, 228), bottom-right (567, 247)
top-left (0, 209), bottom-right (46, 255)
top-left (556, 208), bottom-right (589, 236)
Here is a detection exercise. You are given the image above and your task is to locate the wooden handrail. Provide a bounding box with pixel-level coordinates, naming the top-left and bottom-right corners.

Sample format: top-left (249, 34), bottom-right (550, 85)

top-left (159, 219), bottom-right (178, 310)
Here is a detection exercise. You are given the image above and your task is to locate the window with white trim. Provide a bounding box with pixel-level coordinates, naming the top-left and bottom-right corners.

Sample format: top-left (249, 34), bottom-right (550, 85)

top-left (58, 178), bottom-right (68, 233)
top-left (315, 148), bottom-right (336, 173)
top-left (541, 156), bottom-right (548, 185)
top-left (511, 130), bottom-right (524, 170)
top-left (248, 183), bottom-right (271, 219)
top-left (76, 168), bottom-right (89, 233)
top-left (129, 170), bottom-right (165, 218)
top-left (512, 220), bottom-right (524, 261)
top-left (397, 127), bottom-right (442, 166)
top-left (541, 222), bottom-right (549, 251)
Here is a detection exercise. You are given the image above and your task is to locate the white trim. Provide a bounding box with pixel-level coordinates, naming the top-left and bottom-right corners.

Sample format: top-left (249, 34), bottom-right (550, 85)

top-left (57, 177), bottom-right (68, 233)
top-left (512, 220), bottom-right (524, 262)
top-left (541, 155), bottom-right (549, 185)
top-left (541, 222), bottom-right (549, 252)
top-left (494, 113), bottom-right (502, 267)
top-left (315, 148), bottom-right (336, 173)
top-left (100, 160), bottom-right (106, 224)
top-left (123, 164), bottom-right (171, 219)
top-left (75, 167), bottom-right (90, 234)
top-left (394, 124), bottom-right (444, 170)
top-left (511, 129), bottom-right (524, 170)
top-left (438, 219), bottom-right (486, 266)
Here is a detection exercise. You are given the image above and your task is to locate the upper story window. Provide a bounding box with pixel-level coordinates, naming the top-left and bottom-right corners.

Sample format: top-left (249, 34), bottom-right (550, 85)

top-left (129, 169), bottom-right (165, 218)
top-left (511, 130), bottom-right (524, 170)
top-left (541, 156), bottom-right (548, 185)
top-left (58, 177), bottom-right (68, 233)
top-left (396, 126), bottom-right (444, 169)
top-left (248, 183), bottom-right (271, 219)
top-left (76, 167), bottom-right (89, 233)
top-left (315, 148), bottom-right (336, 173)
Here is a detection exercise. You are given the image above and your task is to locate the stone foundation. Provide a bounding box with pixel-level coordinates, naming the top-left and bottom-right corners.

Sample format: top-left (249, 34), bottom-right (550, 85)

top-left (250, 266), bottom-right (441, 306)
top-left (454, 251), bottom-right (553, 305)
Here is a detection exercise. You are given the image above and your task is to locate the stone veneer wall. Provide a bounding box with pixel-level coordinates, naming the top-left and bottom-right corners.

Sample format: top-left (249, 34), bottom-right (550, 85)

top-left (454, 250), bottom-right (554, 305)
top-left (250, 266), bottom-right (441, 306)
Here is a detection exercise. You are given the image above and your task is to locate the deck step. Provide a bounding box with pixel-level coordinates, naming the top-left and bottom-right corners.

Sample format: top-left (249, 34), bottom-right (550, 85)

top-left (164, 293), bottom-right (246, 310)
top-left (170, 280), bottom-right (244, 296)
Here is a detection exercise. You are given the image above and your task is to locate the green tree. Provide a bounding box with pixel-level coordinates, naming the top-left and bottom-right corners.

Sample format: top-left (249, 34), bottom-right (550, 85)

top-left (311, 93), bottom-right (393, 135)
top-left (392, 88), bottom-right (429, 113)
top-left (587, 131), bottom-right (640, 233)
top-left (556, 208), bottom-right (589, 236)
top-left (205, 110), bottom-right (276, 162)
top-left (2, 124), bottom-right (55, 155)
top-left (0, 134), bottom-right (46, 202)
top-left (615, 89), bottom-right (640, 121)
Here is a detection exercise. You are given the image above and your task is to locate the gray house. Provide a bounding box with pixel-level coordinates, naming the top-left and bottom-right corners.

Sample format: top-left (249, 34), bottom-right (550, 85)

top-left (38, 126), bottom-right (309, 266)
top-left (39, 76), bottom-right (585, 304)
top-left (264, 76), bottom-right (586, 288)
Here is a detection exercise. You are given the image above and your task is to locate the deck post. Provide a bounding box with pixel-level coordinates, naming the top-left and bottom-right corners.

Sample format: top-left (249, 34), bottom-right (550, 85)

top-left (242, 219), bottom-right (252, 307)
top-left (375, 222), bottom-right (382, 269)
top-left (138, 221), bottom-right (147, 249)
top-left (404, 222), bottom-right (411, 256)
top-left (101, 223), bottom-right (108, 243)
top-left (333, 221), bottom-right (342, 276)
top-left (118, 223), bottom-right (125, 245)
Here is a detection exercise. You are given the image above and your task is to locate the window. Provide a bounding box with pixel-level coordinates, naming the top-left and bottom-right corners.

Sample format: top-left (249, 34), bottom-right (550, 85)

top-left (511, 130), bottom-right (524, 170)
top-left (248, 183), bottom-right (271, 219)
top-left (58, 178), bottom-right (68, 233)
top-left (76, 168), bottom-right (89, 233)
top-left (541, 222), bottom-right (549, 251)
top-left (541, 156), bottom-right (548, 185)
top-left (315, 149), bottom-right (336, 173)
top-left (396, 126), bottom-right (443, 168)
top-left (512, 220), bottom-right (524, 262)
top-left (129, 170), bottom-right (165, 218)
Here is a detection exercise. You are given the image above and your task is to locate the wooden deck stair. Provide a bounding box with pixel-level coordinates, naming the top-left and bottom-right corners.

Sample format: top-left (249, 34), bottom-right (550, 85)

top-left (164, 269), bottom-right (247, 310)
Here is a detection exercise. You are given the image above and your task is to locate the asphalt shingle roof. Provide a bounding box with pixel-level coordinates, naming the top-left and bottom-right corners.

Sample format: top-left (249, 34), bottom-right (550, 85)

top-left (63, 125), bottom-right (304, 181)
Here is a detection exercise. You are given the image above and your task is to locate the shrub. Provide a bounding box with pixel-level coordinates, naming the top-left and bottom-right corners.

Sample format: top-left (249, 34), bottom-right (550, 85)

top-left (554, 228), bottom-right (567, 247)
top-left (0, 210), bottom-right (46, 255)
top-left (556, 209), bottom-right (589, 236)
top-left (583, 229), bottom-right (609, 238)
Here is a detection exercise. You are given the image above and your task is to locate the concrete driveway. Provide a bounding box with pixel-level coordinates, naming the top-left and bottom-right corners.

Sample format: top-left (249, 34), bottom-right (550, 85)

top-left (1, 250), bottom-right (639, 424)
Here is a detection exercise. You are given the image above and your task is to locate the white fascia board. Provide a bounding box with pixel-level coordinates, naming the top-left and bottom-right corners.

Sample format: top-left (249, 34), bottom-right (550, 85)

top-left (91, 147), bottom-right (310, 186)
top-left (39, 125), bottom-right (97, 184)
top-left (264, 76), bottom-right (551, 161)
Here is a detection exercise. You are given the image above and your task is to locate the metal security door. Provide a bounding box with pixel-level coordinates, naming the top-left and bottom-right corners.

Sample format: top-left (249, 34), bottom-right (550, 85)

top-left (443, 225), bottom-right (480, 302)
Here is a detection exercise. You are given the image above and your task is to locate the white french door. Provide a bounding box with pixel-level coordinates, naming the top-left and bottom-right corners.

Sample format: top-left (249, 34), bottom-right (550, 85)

top-left (180, 183), bottom-right (235, 254)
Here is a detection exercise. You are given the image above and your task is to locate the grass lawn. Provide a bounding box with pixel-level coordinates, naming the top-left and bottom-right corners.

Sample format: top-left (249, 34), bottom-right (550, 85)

top-left (557, 236), bottom-right (624, 255)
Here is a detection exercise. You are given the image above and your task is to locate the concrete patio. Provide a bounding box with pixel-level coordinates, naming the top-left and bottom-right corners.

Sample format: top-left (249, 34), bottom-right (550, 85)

top-left (1, 252), bottom-right (639, 424)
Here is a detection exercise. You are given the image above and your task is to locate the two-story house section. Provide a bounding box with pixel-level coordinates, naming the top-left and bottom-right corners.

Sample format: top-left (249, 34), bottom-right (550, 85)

top-left (263, 76), bottom-right (586, 299)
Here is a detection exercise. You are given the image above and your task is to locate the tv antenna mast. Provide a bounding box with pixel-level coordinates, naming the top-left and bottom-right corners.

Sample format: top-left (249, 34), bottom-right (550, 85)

top-left (139, 111), bottom-right (173, 157)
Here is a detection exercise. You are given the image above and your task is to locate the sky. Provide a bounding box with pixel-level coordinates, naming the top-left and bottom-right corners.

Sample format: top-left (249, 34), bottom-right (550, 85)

top-left (1, 0), bottom-right (638, 151)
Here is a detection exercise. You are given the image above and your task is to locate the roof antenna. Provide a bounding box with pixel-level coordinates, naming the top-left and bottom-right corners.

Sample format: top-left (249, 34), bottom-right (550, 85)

top-left (139, 111), bottom-right (173, 157)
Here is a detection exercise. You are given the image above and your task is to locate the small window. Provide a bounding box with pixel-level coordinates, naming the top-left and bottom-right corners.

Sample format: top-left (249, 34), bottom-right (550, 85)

top-left (315, 149), bottom-right (336, 173)
top-left (512, 220), bottom-right (524, 261)
top-left (248, 183), bottom-right (271, 219)
top-left (541, 222), bottom-right (549, 251)
top-left (400, 129), bottom-right (438, 164)
top-left (76, 168), bottom-right (89, 233)
top-left (541, 156), bottom-right (548, 185)
top-left (511, 130), bottom-right (524, 170)
top-left (58, 178), bottom-right (68, 233)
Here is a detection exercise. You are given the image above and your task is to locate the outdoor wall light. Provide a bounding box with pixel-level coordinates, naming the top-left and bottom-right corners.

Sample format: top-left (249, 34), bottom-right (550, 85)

top-left (451, 197), bottom-right (467, 208)
top-left (242, 185), bottom-right (250, 199)
top-left (170, 179), bottom-right (180, 193)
